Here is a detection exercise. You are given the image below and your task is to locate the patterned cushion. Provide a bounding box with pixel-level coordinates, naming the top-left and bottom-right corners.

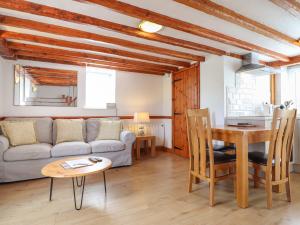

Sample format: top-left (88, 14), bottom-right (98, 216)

top-left (0, 121), bottom-right (6, 136)
top-left (96, 120), bottom-right (121, 140)
top-left (55, 119), bottom-right (84, 144)
top-left (2, 121), bottom-right (38, 146)
top-left (4, 117), bottom-right (53, 144)
top-left (86, 118), bottom-right (120, 142)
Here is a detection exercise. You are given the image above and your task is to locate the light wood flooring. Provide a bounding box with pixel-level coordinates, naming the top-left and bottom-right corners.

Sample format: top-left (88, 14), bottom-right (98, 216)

top-left (1, 151), bottom-right (300, 225)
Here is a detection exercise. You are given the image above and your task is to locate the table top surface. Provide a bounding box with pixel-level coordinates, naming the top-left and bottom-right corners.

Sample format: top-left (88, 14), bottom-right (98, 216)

top-left (212, 125), bottom-right (271, 133)
top-left (41, 156), bottom-right (112, 178)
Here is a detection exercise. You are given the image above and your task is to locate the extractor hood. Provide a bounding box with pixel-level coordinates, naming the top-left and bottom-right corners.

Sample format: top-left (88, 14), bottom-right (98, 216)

top-left (236, 53), bottom-right (280, 74)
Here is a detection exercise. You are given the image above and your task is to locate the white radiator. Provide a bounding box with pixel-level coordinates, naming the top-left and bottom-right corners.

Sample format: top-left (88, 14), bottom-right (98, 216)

top-left (122, 121), bottom-right (166, 146)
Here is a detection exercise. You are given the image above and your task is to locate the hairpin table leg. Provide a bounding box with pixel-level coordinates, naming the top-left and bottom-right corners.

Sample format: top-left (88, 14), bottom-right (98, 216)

top-left (75, 176), bottom-right (84, 187)
top-left (72, 176), bottom-right (86, 210)
top-left (103, 171), bottom-right (107, 195)
top-left (49, 178), bottom-right (53, 201)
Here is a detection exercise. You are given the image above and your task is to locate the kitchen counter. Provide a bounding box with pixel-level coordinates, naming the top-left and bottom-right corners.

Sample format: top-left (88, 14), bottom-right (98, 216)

top-left (226, 115), bottom-right (300, 120)
top-left (225, 116), bottom-right (273, 121)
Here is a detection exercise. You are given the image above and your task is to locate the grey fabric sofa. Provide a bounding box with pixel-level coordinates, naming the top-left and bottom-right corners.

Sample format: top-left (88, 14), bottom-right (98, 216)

top-left (0, 117), bottom-right (136, 183)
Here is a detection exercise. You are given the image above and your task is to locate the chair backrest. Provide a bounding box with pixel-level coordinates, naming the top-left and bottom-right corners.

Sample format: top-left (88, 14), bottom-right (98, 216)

top-left (186, 108), bottom-right (214, 177)
top-left (267, 108), bottom-right (297, 181)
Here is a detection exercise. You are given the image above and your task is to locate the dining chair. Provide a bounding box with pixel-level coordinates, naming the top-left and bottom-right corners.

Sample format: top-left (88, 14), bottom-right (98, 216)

top-left (248, 108), bottom-right (297, 208)
top-left (186, 108), bottom-right (236, 206)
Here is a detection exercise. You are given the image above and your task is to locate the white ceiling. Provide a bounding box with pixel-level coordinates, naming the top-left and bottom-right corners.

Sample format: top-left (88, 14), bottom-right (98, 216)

top-left (1, 0), bottom-right (300, 64)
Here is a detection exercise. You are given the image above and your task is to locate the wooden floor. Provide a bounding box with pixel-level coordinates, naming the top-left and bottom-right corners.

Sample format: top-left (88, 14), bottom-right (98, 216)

top-left (1, 151), bottom-right (300, 225)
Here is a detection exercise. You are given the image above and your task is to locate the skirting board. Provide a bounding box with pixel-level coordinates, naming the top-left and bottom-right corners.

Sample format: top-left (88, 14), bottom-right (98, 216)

top-left (156, 146), bottom-right (173, 152)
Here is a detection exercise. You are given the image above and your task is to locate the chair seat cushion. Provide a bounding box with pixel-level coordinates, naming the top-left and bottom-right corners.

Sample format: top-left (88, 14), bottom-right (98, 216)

top-left (212, 144), bottom-right (236, 152)
top-left (4, 143), bottom-right (52, 161)
top-left (248, 151), bottom-right (268, 165)
top-left (207, 151), bottom-right (236, 164)
top-left (51, 142), bottom-right (91, 157)
top-left (90, 140), bottom-right (125, 153)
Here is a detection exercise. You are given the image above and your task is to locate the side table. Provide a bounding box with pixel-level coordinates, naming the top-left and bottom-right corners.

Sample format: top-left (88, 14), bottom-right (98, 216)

top-left (135, 135), bottom-right (156, 160)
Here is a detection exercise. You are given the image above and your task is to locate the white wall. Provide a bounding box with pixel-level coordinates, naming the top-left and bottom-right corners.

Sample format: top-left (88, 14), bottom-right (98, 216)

top-left (200, 55), bottom-right (225, 126)
top-left (0, 57), bottom-right (4, 116)
top-left (115, 71), bottom-right (166, 116)
top-left (200, 55), bottom-right (241, 125)
top-left (1, 59), bottom-right (172, 147)
top-left (2, 59), bottom-right (171, 117)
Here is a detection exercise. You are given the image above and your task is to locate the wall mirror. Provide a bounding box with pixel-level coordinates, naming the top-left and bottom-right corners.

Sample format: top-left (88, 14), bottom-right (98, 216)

top-left (14, 65), bottom-right (78, 107)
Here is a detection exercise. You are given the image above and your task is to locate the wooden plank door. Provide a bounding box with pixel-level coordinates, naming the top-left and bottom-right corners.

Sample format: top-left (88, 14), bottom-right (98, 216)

top-left (172, 64), bottom-right (200, 158)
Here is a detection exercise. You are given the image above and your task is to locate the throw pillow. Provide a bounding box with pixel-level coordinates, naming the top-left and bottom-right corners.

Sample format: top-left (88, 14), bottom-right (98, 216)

top-left (56, 119), bottom-right (84, 144)
top-left (2, 121), bottom-right (38, 146)
top-left (0, 121), bottom-right (7, 136)
top-left (96, 120), bottom-right (121, 140)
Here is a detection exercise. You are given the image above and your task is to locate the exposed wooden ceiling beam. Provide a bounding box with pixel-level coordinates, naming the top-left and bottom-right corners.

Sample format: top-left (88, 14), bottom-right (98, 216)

top-left (15, 49), bottom-right (170, 75)
top-left (17, 55), bottom-right (84, 67)
top-left (0, 2), bottom-right (222, 61)
top-left (174, 0), bottom-right (300, 47)
top-left (29, 76), bottom-right (77, 86)
top-left (0, 31), bottom-right (190, 67)
top-left (271, 0), bottom-right (300, 20)
top-left (28, 74), bottom-right (76, 82)
top-left (27, 75), bottom-right (76, 82)
top-left (0, 38), bottom-right (14, 58)
top-left (24, 72), bottom-right (76, 81)
top-left (266, 54), bottom-right (300, 67)
top-left (81, 0), bottom-right (289, 61)
top-left (23, 66), bottom-right (78, 76)
top-left (8, 42), bottom-right (177, 73)
top-left (17, 55), bottom-right (166, 76)
top-left (0, 15), bottom-right (203, 62)
top-left (13, 46), bottom-right (169, 74)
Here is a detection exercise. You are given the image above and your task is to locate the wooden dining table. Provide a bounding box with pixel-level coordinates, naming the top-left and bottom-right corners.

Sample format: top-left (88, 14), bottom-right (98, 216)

top-left (211, 126), bottom-right (272, 208)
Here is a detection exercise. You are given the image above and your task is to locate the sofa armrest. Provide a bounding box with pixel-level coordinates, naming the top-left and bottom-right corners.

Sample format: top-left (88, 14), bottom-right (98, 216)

top-left (0, 135), bottom-right (9, 161)
top-left (120, 130), bottom-right (136, 144)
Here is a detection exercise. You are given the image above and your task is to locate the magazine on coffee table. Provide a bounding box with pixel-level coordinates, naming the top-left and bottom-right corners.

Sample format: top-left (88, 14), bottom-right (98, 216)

top-left (61, 159), bottom-right (93, 169)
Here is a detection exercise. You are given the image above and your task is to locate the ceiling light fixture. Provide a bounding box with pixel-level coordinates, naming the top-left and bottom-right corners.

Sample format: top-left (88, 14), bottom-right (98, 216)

top-left (139, 20), bottom-right (163, 33)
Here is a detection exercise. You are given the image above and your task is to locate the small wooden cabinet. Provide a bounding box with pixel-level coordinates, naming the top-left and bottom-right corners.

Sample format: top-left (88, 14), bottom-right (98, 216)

top-left (134, 136), bottom-right (156, 160)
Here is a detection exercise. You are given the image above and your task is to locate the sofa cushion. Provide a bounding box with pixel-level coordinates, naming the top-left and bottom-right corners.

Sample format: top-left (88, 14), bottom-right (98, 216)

top-left (96, 120), bottom-right (121, 140)
top-left (86, 117), bottom-right (120, 142)
top-left (55, 119), bottom-right (84, 144)
top-left (4, 117), bottom-right (53, 144)
top-left (4, 143), bottom-right (52, 162)
top-left (90, 140), bottom-right (125, 153)
top-left (51, 142), bottom-right (91, 157)
top-left (53, 119), bottom-right (86, 144)
top-left (2, 121), bottom-right (38, 146)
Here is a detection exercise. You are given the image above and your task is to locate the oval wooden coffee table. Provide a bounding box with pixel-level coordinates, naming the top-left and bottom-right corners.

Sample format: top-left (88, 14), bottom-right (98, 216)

top-left (41, 156), bottom-right (112, 210)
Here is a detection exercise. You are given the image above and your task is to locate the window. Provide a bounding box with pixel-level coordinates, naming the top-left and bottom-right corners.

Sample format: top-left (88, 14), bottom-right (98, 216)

top-left (85, 67), bottom-right (116, 109)
top-left (281, 66), bottom-right (300, 111)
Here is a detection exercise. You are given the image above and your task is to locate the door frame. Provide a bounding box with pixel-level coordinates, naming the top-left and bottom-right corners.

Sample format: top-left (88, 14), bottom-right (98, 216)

top-left (172, 63), bottom-right (200, 158)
